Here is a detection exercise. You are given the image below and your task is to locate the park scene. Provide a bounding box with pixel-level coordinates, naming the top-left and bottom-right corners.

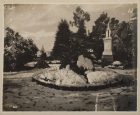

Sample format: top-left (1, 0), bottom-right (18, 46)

top-left (3, 4), bottom-right (137, 111)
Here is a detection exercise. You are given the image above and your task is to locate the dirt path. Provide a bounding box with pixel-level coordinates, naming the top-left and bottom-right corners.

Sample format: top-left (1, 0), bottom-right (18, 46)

top-left (3, 75), bottom-right (136, 111)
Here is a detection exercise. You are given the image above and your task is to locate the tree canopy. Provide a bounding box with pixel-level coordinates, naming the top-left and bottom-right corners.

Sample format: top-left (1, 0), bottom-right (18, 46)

top-left (4, 27), bottom-right (38, 71)
top-left (52, 19), bottom-right (71, 62)
top-left (88, 12), bottom-right (109, 59)
top-left (110, 18), bottom-right (134, 67)
top-left (52, 7), bottom-right (137, 68)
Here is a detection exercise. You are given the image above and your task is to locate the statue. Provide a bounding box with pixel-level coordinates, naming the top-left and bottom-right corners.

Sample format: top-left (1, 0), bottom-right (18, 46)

top-left (102, 22), bottom-right (113, 66)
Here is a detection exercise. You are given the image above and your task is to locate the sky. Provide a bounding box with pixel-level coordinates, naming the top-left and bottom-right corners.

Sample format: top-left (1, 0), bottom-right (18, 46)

top-left (4, 4), bottom-right (136, 52)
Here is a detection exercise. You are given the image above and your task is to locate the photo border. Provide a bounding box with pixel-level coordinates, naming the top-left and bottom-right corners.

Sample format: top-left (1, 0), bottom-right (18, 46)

top-left (0, 0), bottom-right (139, 115)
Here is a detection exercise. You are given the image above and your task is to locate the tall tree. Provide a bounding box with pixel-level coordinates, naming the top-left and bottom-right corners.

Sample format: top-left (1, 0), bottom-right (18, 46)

top-left (70, 6), bottom-right (90, 40)
top-left (110, 18), bottom-right (134, 67)
top-left (35, 45), bottom-right (49, 69)
top-left (52, 19), bottom-right (71, 63)
top-left (4, 27), bottom-right (38, 71)
top-left (4, 27), bottom-right (15, 47)
top-left (89, 12), bottom-right (109, 59)
top-left (130, 8), bottom-right (137, 67)
top-left (40, 45), bottom-right (47, 60)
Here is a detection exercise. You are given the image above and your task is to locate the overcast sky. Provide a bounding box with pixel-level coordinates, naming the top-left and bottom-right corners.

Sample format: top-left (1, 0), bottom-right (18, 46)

top-left (4, 4), bottom-right (136, 52)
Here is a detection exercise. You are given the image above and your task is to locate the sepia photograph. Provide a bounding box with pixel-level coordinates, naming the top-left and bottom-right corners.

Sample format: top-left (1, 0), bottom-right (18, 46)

top-left (2, 2), bottom-right (137, 111)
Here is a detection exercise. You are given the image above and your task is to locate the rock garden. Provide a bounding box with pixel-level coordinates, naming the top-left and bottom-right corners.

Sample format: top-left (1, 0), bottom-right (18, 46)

top-left (32, 55), bottom-right (135, 90)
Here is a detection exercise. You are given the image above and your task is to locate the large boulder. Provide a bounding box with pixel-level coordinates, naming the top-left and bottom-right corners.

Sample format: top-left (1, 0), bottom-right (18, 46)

top-left (24, 62), bottom-right (37, 68)
top-left (42, 68), bottom-right (87, 86)
top-left (77, 55), bottom-right (95, 71)
top-left (86, 70), bottom-right (119, 85)
top-left (112, 61), bottom-right (122, 66)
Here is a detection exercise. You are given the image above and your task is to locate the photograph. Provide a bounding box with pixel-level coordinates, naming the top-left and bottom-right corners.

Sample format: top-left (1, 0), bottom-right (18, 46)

top-left (3, 3), bottom-right (137, 111)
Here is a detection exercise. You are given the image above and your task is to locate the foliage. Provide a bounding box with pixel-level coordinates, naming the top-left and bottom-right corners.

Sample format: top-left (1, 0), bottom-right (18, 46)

top-left (4, 27), bottom-right (38, 71)
top-left (130, 8), bottom-right (137, 67)
top-left (88, 11), bottom-right (136, 67)
top-left (67, 7), bottom-right (91, 71)
top-left (52, 7), bottom-right (137, 69)
top-left (35, 46), bottom-right (49, 68)
top-left (70, 6), bottom-right (90, 28)
top-left (52, 19), bottom-right (71, 62)
top-left (35, 59), bottom-right (49, 69)
top-left (88, 12), bottom-right (109, 59)
top-left (110, 18), bottom-right (134, 67)
top-left (40, 46), bottom-right (47, 60)
top-left (70, 6), bottom-right (90, 40)
top-left (52, 7), bottom-right (91, 71)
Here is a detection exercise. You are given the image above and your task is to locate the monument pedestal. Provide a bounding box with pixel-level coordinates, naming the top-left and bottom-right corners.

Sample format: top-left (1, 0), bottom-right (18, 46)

top-left (102, 54), bottom-right (113, 64)
top-left (102, 22), bottom-right (113, 65)
top-left (102, 38), bottom-right (113, 64)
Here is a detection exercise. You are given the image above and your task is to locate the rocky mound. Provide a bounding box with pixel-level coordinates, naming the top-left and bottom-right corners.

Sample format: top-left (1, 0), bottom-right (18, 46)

top-left (86, 71), bottom-right (120, 85)
top-left (32, 67), bottom-right (134, 89)
top-left (35, 68), bottom-right (87, 86)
